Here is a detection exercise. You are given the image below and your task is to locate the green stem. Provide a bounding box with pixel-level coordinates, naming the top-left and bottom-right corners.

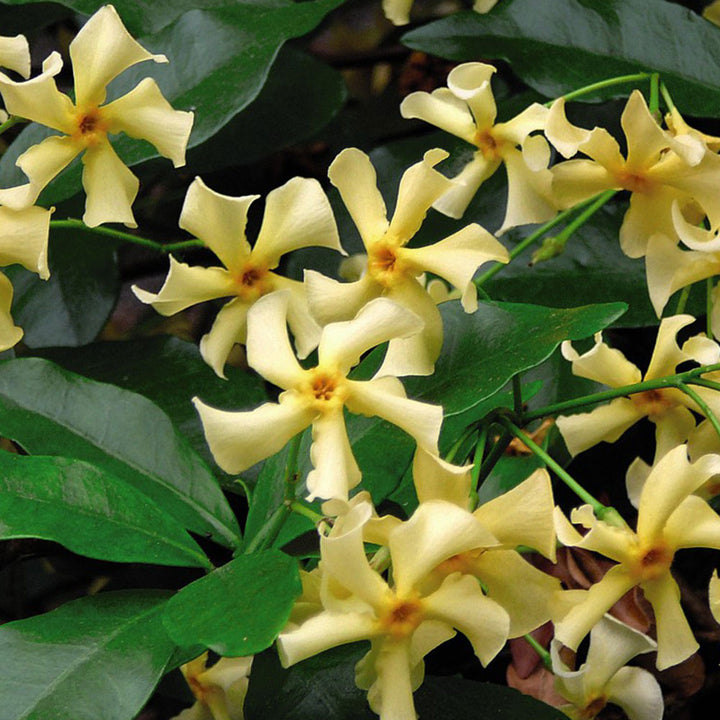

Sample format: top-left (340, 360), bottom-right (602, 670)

top-left (242, 504), bottom-right (290, 555)
top-left (512, 374), bottom-right (524, 418)
top-left (524, 634), bottom-right (553, 671)
top-left (475, 427), bottom-right (512, 486)
top-left (660, 82), bottom-right (676, 112)
top-left (289, 500), bottom-right (324, 524)
top-left (676, 381), bottom-right (720, 443)
top-left (500, 417), bottom-right (609, 517)
top-left (649, 73), bottom-right (660, 115)
top-left (283, 434), bottom-right (303, 501)
top-left (445, 424), bottom-right (478, 464)
top-left (0, 114), bottom-right (23, 136)
top-left (708, 279), bottom-right (715, 340)
top-left (689, 377), bottom-right (720, 393)
top-left (675, 285), bottom-right (692, 315)
top-left (523, 361), bottom-right (720, 423)
top-left (544, 72), bottom-right (652, 107)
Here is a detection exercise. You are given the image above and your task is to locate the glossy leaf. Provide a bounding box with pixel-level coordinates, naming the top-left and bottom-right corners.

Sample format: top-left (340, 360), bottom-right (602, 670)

top-left (0, 358), bottom-right (241, 548)
top-left (163, 549), bottom-right (301, 656)
top-left (403, 0), bottom-right (720, 115)
top-left (404, 300), bottom-right (627, 416)
top-left (0, 591), bottom-right (176, 720)
top-left (0, 453), bottom-right (211, 569)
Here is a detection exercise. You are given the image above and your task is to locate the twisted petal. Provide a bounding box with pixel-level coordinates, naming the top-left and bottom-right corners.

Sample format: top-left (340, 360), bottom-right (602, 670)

top-left (446, 62), bottom-right (497, 131)
top-left (17, 134), bottom-right (81, 204)
top-left (366, 640), bottom-right (416, 720)
top-left (644, 314), bottom-right (698, 379)
top-left (606, 666), bottom-right (664, 720)
top-left (570, 505), bottom-right (634, 563)
top-left (179, 177), bottom-right (255, 271)
top-left (433, 152), bottom-right (499, 219)
top-left (642, 574), bottom-right (698, 670)
top-left (545, 98), bottom-right (592, 159)
top-left (622, 91), bottom-right (674, 173)
top-left (709, 571), bottom-right (720, 625)
top-left (423, 572), bottom-right (509, 666)
top-left (193, 394), bottom-right (315, 474)
top-left (400, 87), bottom-right (476, 144)
top-left (199, 298), bottom-right (249, 379)
top-left (0, 34), bottom-right (30, 77)
top-left (412, 448), bottom-right (472, 508)
top-left (103, 78), bottom-right (193, 167)
top-left (306, 410), bottom-right (361, 502)
top-left (82, 139), bottom-right (139, 227)
top-left (399, 224), bottom-right (507, 313)
top-left (388, 148), bottom-right (453, 242)
top-left (382, 0), bottom-right (414, 25)
top-left (620, 185), bottom-right (684, 259)
top-left (497, 103), bottom-right (550, 145)
top-left (318, 296), bottom-right (423, 375)
top-left (0, 272), bottom-right (22, 351)
top-left (551, 158), bottom-right (616, 210)
top-left (0, 183), bottom-right (34, 210)
top-left (271, 274), bottom-right (321, 360)
top-left (328, 148), bottom-right (388, 250)
top-left (663, 495), bottom-right (720, 551)
top-left (304, 269), bottom-right (380, 326)
top-left (252, 176), bottom-right (342, 268)
top-left (70, 5), bottom-right (167, 107)
top-left (345, 375), bottom-right (442, 453)
top-left (0, 204), bottom-right (51, 279)
top-left (132, 257), bottom-right (235, 315)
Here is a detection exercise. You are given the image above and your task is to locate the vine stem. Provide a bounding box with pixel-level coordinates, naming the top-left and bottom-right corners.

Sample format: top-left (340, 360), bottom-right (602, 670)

top-left (676, 382), bottom-right (720, 444)
top-left (543, 72), bottom-right (652, 107)
top-left (524, 634), bottom-right (553, 670)
top-left (0, 114), bottom-right (23, 136)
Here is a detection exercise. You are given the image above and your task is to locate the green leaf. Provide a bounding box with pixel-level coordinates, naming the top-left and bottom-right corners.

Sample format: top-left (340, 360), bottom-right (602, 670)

top-left (402, 0), bottom-right (720, 115)
top-left (0, 591), bottom-right (176, 720)
top-left (5, 227), bottom-right (119, 348)
top-left (0, 358), bottom-right (241, 548)
top-left (404, 300), bottom-right (627, 416)
top-left (0, 453), bottom-right (211, 569)
top-left (39, 335), bottom-right (267, 477)
top-left (0, 2), bottom-right (70, 33)
top-left (163, 550), bottom-right (301, 656)
top-left (0, 0), bottom-right (344, 201)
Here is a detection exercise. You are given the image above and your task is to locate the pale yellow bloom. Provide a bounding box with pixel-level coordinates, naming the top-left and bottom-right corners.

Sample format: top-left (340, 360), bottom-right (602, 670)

top-left (278, 500), bottom-right (509, 720)
top-left (551, 615), bottom-right (662, 720)
top-left (194, 292), bottom-right (443, 501)
top-left (547, 91), bottom-right (720, 258)
top-left (0, 5), bottom-right (193, 227)
top-left (0, 33), bottom-right (29, 124)
top-left (709, 570), bottom-right (720, 625)
top-left (400, 63), bottom-right (554, 229)
top-left (173, 653), bottom-right (252, 720)
top-left (133, 175), bottom-right (342, 378)
top-left (554, 445), bottom-right (720, 670)
top-left (381, 0), bottom-right (498, 27)
top-left (306, 147), bottom-right (508, 377)
top-left (556, 315), bottom-right (720, 456)
top-left (704, 0), bottom-right (720, 26)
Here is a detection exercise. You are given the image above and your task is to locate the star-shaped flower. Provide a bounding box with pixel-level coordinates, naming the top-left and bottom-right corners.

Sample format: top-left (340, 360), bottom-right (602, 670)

top-left (0, 5), bottom-right (193, 227)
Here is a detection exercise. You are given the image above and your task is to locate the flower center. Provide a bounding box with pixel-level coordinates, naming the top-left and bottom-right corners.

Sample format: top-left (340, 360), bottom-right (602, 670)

top-left (579, 696), bottom-right (607, 719)
top-left (232, 264), bottom-right (271, 302)
top-left (631, 542), bottom-right (674, 581)
top-left (475, 129), bottom-right (503, 160)
top-left (73, 107), bottom-right (108, 145)
top-left (367, 240), bottom-right (406, 287)
top-left (435, 549), bottom-right (485, 576)
top-left (631, 388), bottom-right (674, 417)
top-left (616, 168), bottom-right (653, 194)
top-left (379, 597), bottom-right (424, 639)
top-left (303, 369), bottom-right (347, 412)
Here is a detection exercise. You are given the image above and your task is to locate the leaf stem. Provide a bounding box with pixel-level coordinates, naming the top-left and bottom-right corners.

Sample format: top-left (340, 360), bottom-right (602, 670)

top-left (0, 114), bottom-right (23, 136)
top-left (544, 72), bottom-right (652, 107)
top-left (242, 504), bottom-right (290, 555)
top-left (288, 500), bottom-right (324, 524)
top-left (649, 73), bottom-right (660, 115)
top-left (676, 381), bottom-right (720, 443)
top-left (475, 427), bottom-right (512, 487)
top-left (660, 82), bottom-right (676, 112)
top-left (524, 634), bottom-right (553, 670)
top-left (675, 285), bottom-right (692, 315)
top-left (708, 279), bottom-right (715, 340)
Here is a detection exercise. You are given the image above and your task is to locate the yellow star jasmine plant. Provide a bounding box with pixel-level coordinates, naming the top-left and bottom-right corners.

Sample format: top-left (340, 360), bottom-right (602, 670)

top-left (0, 33), bottom-right (29, 122)
top-left (194, 291), bottom-right (443, 501)
top-left (554, 444), bottom-right (720, 670)
top-left (400, 62), bottom-right (555, 229)
top-left (133, 175), bottom-right (343, 378)
top-left (305, 146), bottom-right (508, 377)
top-left (0, 4), bottom-right (193, 227)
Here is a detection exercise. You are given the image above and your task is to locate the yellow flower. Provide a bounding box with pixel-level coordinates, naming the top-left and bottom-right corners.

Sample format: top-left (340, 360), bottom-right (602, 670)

top-left (382, 0), bottom-right (498, 26)
top-left (400, 63), bottom-right (554, 229)
top-left (194, 292), bottom-right (443, 501)
top-left (554, 444), bottom-right (720, 670)
top-left (133, 175), bottom-right (342, 378)
top-left (556, 315), bottom-right (720, 456)
top-left (305, 147), bottom-right (508, 377)
top-left (0, 5), bottom-right (193, 227)
top-left (0, 33), bottom-right (29, 124)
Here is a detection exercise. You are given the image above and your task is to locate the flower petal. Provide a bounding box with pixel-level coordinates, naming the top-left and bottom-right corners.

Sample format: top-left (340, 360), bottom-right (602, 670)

top-left (545, 98), bottom-right (592, 159)
top-left (606, 666), bottom-right (664, 720)
top-left (0, 204), bottom-right (51, 279)
top-left (644, 314), bottom-right (697, 379)
top-left (16, 134), bottom-right (81, 204)
top-left (0, 34), bottom-right (30, 77)
top-left (446, 62), bottom-right (497, 130)
top-left (622, 91), bottom-right (673, 173)
top-left (433, 152), bottom-right (498, 219)
top-left (366, 640), bottom-right (417, 720)
top-left (304, 269), bottom-right (380, 326)
top-left (663, 494), bottom-right (720, 551)
top-left (0, 271), bottom-right (22, 351)
top-left (497, 103), bottom-right (549, 145)
top-left (412, 448), bottom-right (472, 508)
top-left (271, 274), bottom-right (321, 360)
top-left (198, 298), bottom-right (249, 379)
top-left (399, 87), bottom-right (476, 144)
top-left (70, 5), bottom-right (167, 107)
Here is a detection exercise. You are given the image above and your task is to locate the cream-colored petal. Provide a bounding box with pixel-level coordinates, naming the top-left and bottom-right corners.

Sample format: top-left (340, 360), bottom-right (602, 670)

top-left (663, 494), bottom-right (720, 551)
top-left (271, 274), bottom-right (321, 360)
top-left (0, 183), bottom-right (35, 210)
top-left (81, 140), bottom-right (139, 227)
top-left (556, 399), bottom-right (644, 456)
top-left (306, 410), bottom-right (361, 502)
top-left (368, 640), bottom-right (417, 720)
top-left (390, 500), bottom-right (497, 595)
top-left (672, 200), bottom-right (720, 251)
top-left (570, 509), bottom-right (634, 563)
top-left (709, 571), bottom-right (720, 625)
top-left (399, 88), bottom-right (476, 144)
top-left (381, 0), bottom-right (414, 25)
top-left (472, 549), bottom-right (561, 637)
top-left (433, 152), bottom-right (498, 219)
top-left (545, 98), bottom-right (592, 159)
top-left (619, 186), bottom-right (681, 259)
top-left (70, 5), bottom-right (167, 107)
top-left (378, 278), bottom-right (443, 378)
top-left (553, 564), bottom-right (637, 651)
top-left (252, 177), bottom-right (342, 268)
top-left (388, 148), bottom-right (453, 242)
top-left (473, 0), bottom-right (498, 10)
top-left (622, 91), bottom-right (672, 173)
top-left (0, 52), bottom-right (74, 132)
top-left (179, 177), bottom-right (255, 271)
top-left (198, 298), bottom-right (249, 379)
top-left (399, 224), bottom-right (507, 313)
top-left (304, 269), bottom-right (380, 327)
top-left (446, 62), bottom-right (497, 131)
top-left (318, 296), bottom-right (423, 374)
top-left (345, 375), bottom-right (442, 453)
top-left (102, 78), bottom-right (192, 167)
top-left (16, 135), bottom-right (81, 203)
top-left (474, 468), bottom-right (556, 559)
top-left (561, 334), bottom-right (641, 387)
top-left (277, 609), bottom-right (378, 667)
top-left (245, 291), bottom-right (306, 390)
top-left (641, 574), bottom-right (697, 670)
top-left (193, 394), bottom-right (315, 474)
top-left (0, 272), bottom-right (22, 351)
top-left (423, 572), bottom-right (509, 665)
top-left (498, 103), bottom-right (550, 145)
top-left (0, 204), bottom-right (51, 279)
top-left (554, 505), bottom-right (585, 547)
top-left (328, 148), bottom-right (388, 250)
top-left (625, 457), bottom-right (652, 511)
top-left (605, 666), bottom-right (664, 720)
top-left (644, 314), bottom-right (697, 379)
top-left (412, 448), bottom-right (472, 508)
top-left (131, 257), bottom-right (235, 315)
top-left (0, 34), bottom-right (30, 77)
top-left (551, 159), bottom-right (616, 210)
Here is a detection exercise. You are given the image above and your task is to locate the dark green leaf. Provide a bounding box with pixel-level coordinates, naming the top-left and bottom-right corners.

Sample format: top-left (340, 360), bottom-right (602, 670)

top-left (0, 2), bottom-right (70, 33)
top-left (0, 591), bottom-right (176, 720)
top-left (163, 549), bottom-right (301, 656)
top-left (0, 453), bottom-right (211, 568)
top-left (0, 358), bottom-right (241, 548)
top-left (404, 300), bottom-right (627, 416)
top-left (402, 0), bottom-right (720, 115)
top-left (5, 227), bottom-right (119, 348)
